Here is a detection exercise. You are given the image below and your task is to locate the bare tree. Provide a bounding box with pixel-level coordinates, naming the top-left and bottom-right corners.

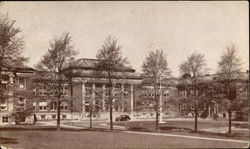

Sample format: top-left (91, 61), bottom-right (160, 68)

top-left (179, 52), bottom-right (206, 132)
top-left (142, 50), bottom-right (171, 131)
top-left (36, 32), bottom-right (77, 131)
top-left (0, 14), bottom-right (27, 103)
top-left (95, 35), bottom-right (128, 130)
top-left (217, 44), bottom-right (242, 135)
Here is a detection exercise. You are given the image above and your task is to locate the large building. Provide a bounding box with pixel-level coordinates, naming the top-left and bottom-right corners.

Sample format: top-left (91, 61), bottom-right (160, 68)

top-left (0, 58), bottom-right (248, 125)
top-left (25, 58), bottom-right (143, 121)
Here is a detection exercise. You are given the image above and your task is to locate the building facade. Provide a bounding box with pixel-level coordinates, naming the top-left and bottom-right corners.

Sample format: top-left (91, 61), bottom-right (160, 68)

top-left (31, 58), bottom-right (143, 121)
top-left (0, 63), bottom-right (34, 125)
top-left (1, 58), bottom-right (248, 125)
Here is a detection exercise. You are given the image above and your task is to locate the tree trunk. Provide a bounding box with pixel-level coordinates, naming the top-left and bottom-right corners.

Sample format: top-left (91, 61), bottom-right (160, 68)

top-left (109, 85), bottom-right (113, 131)
top-left (0, 57), bottom-right (3, 103)
top-left (90, 109), bottom-right (92, 128)
top-left (155, 110), bottom-right (159, 131)
top-left (110, 101), bottom-right (113, 130)
top-left (57, 99), bottom-right (61, 131)
top-left (194, 102), bottom-right (198, 132)
top-left (154, 84), bottom-right (159, 131)
top-left (70, 79), bottom-right (73, 113)
top-left (228, 108), bottom-right (232, 135)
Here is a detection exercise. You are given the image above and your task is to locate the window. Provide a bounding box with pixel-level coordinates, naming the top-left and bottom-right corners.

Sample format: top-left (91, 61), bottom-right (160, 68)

top-left (52, 115), bottom-right (56, 119)
top-left (33, 102), bottom-right (36, 111)
top-left (1, 83), bottom-right (7, 90)
top-left (0, 103), bottom-right (7, 110)
top-left (2, 117), bottom-right (8, 123)
top-left (50, 101), bottom-right (57, 111)
top-left (18, 97), bottom-right (26, 110)
top-left (191, 104), bottom-right (195, 110)
top-left (41, 115), bottom-right (46, 120)
top-left (18, 77), bottom-right (26, 89)
top-left (164, 101), bottom-right (167, 108)
top-left (85, 101), bottom-right (90, 112)
top-left (38, 86), bottom-right (46, 96)
top-left (62, 85), bottom-right (69, 96)
top-left (164, 90), bottom-right (169, 97)
top-left (39, 102), bottom-right (47, 111)
top-left (62, 115), bottom-right (66, 120)
top-left (184, 91), bottom-right (187, 97)
top-left (181, 103), bottom-right (186, 110)
top-left (61, 102), bottom-right (68, 110)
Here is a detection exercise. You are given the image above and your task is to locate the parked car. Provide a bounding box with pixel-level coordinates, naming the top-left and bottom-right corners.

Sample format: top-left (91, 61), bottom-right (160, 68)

top-left (115, 115), bottom-right (130, 121)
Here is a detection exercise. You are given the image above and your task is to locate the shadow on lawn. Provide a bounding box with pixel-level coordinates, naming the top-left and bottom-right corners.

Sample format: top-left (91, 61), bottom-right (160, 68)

top-left (160, 126), bottom-right (191, 132)
top-left (190, 130), bottom-right (249, 139)
top-left (128, 126), bottom-right (192, 132)
top-left (0, 126), bottom-right (119, 133)
top-left (0, 137), bottom-right (19, 144)
top-left (126, 125), bottom-right (248, 140)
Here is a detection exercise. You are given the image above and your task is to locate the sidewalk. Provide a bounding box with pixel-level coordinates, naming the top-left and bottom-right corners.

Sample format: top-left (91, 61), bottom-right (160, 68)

top-left (61, 121), bottom-right (126, 130)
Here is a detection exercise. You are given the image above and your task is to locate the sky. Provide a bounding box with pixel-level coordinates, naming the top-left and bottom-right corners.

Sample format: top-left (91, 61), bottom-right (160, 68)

top-left (0, 1), bottom-right (248, 77)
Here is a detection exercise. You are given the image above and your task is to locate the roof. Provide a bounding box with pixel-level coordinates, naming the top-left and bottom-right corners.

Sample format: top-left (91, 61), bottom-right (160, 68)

top-left (1, 63), bottom-right (35, 73)
top-left (142, 76), bottom-right (179, 86)
top-left (74, 71), bottom-right (143, 80)
top-left (69, 58), bottom-right (136, 73)
top-left (177, 71), bottom-right (249, 86)
top-left (198, 71), bottom-right (249, 81)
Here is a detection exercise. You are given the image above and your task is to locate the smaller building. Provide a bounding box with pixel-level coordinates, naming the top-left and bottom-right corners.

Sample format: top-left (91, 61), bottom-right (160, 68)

top-left (0, 63), bottom-right (35, 125)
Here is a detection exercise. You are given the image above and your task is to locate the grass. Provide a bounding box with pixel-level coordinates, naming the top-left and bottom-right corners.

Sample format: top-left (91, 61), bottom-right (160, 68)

top-left (0, 128), bottom-right (248, 149)
top-left (0, 137), bottom-right (18, 144)
top-left (1, 119), bottom-right (248, 148)
top-left (114, 120), bottom-right (249, 141)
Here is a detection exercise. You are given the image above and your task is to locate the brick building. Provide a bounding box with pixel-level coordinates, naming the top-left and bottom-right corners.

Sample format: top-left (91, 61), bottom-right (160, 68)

top-left (1, 58), bottom-right (248, 124)
top-left (31, 58), bottom-right (143, 121)
top-left (0, 63), bottom-right (35, 125)
top-left (176, 71), bottom-right (249, 119)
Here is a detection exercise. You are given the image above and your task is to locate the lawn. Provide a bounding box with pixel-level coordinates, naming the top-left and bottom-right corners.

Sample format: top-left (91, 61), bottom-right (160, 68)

top-left (0, 128), bottom-right (248, 149)
top-left (114, 120), bottom-right (249, 141)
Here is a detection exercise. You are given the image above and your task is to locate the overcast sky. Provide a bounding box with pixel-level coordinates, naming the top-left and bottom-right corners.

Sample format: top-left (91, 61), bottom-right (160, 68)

top-left (0, 1), bottom-right (248, 77)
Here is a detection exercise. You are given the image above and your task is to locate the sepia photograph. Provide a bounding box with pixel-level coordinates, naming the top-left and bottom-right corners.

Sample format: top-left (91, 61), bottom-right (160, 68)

top-left (0, 1), bottom-right (249, 149)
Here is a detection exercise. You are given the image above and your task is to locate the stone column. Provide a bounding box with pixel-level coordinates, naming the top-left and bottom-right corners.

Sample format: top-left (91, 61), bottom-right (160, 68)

top-left (208, 105), bottom-right (211, 117)
top-left (92, 84), bottom-right (96, 111)
top-left (47, 98), bottom-right (51, 112)
top-left (216, 104), bottom-right (219, 115)
top-left (102, 84), bottom-right (106, 111)
top-left (214, 104), bottom-right (216, 114)
top-left (7, 75), bottom-right (14, 113)
top-left (9, 75), bottom-right (14, 84)
top-left (36, 101), bottom-right (39, 112)
top-left (130, 84), bottom-right (134, 112)
top-left (81, 83), bottom-right (86, 115)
